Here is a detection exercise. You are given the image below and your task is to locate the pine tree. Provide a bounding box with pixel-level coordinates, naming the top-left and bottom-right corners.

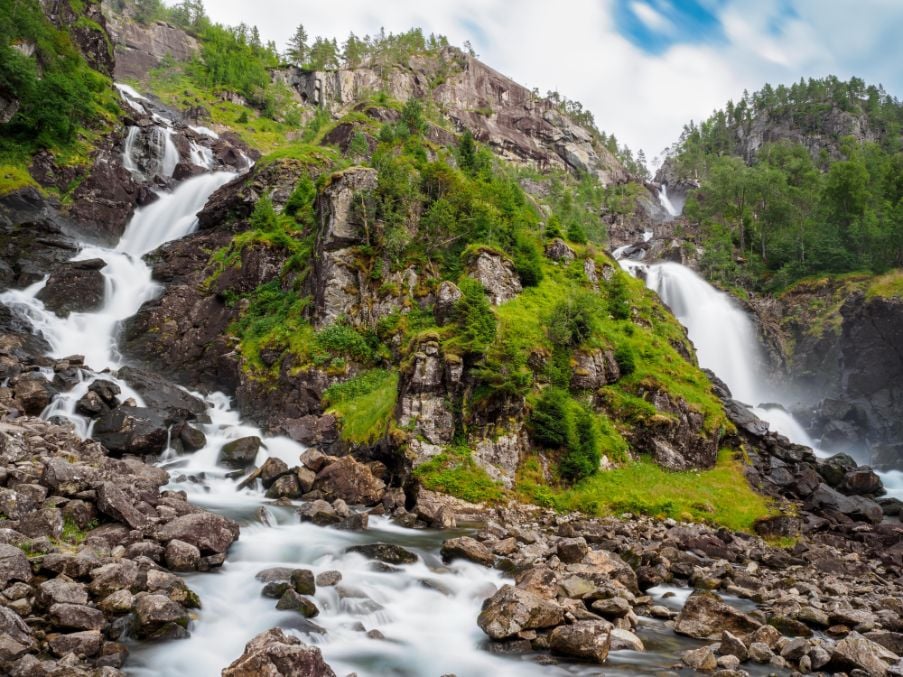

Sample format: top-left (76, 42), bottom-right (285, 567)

top-left (286, 24), bottom-right (309, 65)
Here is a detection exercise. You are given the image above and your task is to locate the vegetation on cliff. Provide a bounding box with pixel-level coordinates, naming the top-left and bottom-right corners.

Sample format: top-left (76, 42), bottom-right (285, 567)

top-left (666, 76), bottom-right (903, 292)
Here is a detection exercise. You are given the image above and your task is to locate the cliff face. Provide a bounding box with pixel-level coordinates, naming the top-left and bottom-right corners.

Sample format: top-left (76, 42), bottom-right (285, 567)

top-left (276, 50), bottom-right (630, 187)
top-left (102, 5), bottom-right (199, 81)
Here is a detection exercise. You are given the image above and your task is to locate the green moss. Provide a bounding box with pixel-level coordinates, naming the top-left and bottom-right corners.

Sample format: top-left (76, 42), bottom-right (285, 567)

top-left (325, 369), bottom-right (399, 444)
top-left (0, 165), bottom-right (39, 196)
top-left (414, 445), bottom-right (506, 504)
top-left (517, 449), bottom-right (777, 532)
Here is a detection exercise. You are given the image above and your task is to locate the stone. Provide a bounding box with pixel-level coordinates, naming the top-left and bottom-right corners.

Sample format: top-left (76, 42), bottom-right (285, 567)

top-left (544, 238), bottom-right (576, 262)
top-left (37, 578), bottom-right (88, 607)
top-left (88, 560), bottom-right (140, 598)
top-left (314, 456), bottom-right (385, 506)
top-left (748, 642), bottom-right (773, 663)
top-left (609, 627), bottom-right (644, 651)
top-left (440, 536), bottom-right (494, 567)
top-left (265, 474), bottom-right (302, 499)
top-left (12, 373), bottom-right (56, 415)
top-left (0, 544), bottom-right (31, 588)
top-left (549, 621), bottom-right (611, 663)
top-left (346, 543), bottom-right (417, 565)
top-left (674, 591), bottom-right (762, 641)
top-left (47, 630), bottom-right (102, 658)
top-left (35, 260), bottom-right (106, 316)
top-left (477, 585), bottom-right (565, 640)
top-left (466, 251), bottom-right (522, 305)
top-left (718, 630), bottom-right (748, 662)
top-left (590, 596), bottom-right (631, 619)
top-left (132, 594), bottom-right (189, 639)
top-left (98, 589), bottom-right (134, 614)
top-left (290, 570), bottom-right (316, 596)
top-left (164, 539), bottom-right (201, 571)
top-left (96, 481), bottom-right (150, 530)
top-left (556, 537), bottom-right (588, 564)
top-left (155, 511), bottom-right (240, 555)
top-left (829, 631), bottom-right (901, 676)
top-left (300, 449), bottom-right (332, 472)
top-left (93, 405), bottom-right (170, 456)
top-left (682, 646), bottom-right (718, 671)
top-left (297, 500), bottom-right (340, 526)
top-left (434, 280), bottom-right (462, 325)
top-left (0, 605), bottom-right (33, 648)
top-left (222, 627), bottom-right (336, 677)
top-left (16, 506), bottom-right (63, 539)
top-left (316, 571), bottom-right (342, 587)
top-left (781, 637), bottom-right (810, 661)
top-left (218, 437), bottom-right (261, 469)
top-left (258, 458), bottom-right (290, 487)
top-left (48, 603), bottom-right (105, 631)
top-left (275, 589), bottom-right (319, 618)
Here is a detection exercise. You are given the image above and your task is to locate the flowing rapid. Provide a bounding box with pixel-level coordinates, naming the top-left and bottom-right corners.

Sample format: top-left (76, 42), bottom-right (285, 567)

top-left (657, 185), bottom-right (680, 218)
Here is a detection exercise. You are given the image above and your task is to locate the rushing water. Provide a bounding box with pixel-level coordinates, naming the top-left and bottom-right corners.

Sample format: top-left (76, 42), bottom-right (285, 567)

top-left (657, 185), bottom-right (679, 218)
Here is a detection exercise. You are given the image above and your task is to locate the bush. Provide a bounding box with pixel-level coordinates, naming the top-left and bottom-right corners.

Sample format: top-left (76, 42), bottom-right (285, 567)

top-left (512, 230), bottom-right (544, 287)
top-left (560, 407), bottom-right (600, 481)
top-left (452, 278), bottom-right (497, 355)
top-left (567, 221), bottom-right (588, 244)
top-left (547, 294), bottom-right (596, 347)
top-left (614, 344), bottom-right (636, 376)
top-left (528, 387), bottom-right (572, 448)
top-left (607, 272), bottom-right (631, 320)
top-left (284, 175), bottom-right (316, 226)
top-left (315, 322), bottom-right (373, 362)
top-left (249, 195), bottom-right (279, 231)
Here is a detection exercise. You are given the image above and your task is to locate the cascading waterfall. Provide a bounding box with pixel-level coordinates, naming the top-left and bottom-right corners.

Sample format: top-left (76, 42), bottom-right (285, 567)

top-left (622, 258), bottom-right (902, 500)
top-left (657, 185), bottom-right (679, 218)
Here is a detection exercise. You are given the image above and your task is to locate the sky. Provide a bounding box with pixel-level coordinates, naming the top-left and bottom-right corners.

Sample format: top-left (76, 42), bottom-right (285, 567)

top-left (188, 0), bottom-right (903, 164)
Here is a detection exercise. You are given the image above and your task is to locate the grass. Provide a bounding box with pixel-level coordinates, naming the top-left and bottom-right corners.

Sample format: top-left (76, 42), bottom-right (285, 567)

top-left (516, 449), bottom-right (778, 533)
top-left (0, 164), bottom-right (39, 196)
top-left (867, 269), bottom-right (903, 300)
top-left (414, 445), bottom-right (506, 504)
top-left (324, 369), bottom-right (400, 444)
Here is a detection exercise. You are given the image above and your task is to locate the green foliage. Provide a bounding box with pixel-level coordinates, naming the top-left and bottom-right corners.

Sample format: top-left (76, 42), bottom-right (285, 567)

top-left (315, 322), bottom-right (373, 363)
top-left (517, 450), bottom-right (778, 532)
top-left (450, 278), bottom-right (497, 355)
top-left (324, 369), bottom-right (399, 444)
top-left (529, 388), bottom-right (572, 448)
top-left (414, 446), bottom-right (505, 504)
top-left (548, 293), bottom-right (597, 347)
top-left (614, 344), bottom-right (636, 376)
top-left (607, 272), bottom-right (631, 320)
top-left (191, 22), bottom-right (279, 107)
top-left (0, 0), bottom-right (118, 160)
top-left (0, 165), bottom-right (39, 196)
top-left (561, 407), bottom-right (601, 482)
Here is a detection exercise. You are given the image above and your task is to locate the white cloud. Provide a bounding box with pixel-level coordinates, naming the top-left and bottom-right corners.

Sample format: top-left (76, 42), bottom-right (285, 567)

top-left (629, 1), bottom-right (673, 33)
top-left (181, 0), bottom-right (903, 162)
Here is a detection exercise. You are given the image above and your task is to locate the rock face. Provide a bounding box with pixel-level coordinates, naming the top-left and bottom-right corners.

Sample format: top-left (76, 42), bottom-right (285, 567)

top-left (35, 259), bottom-right (106, 316)
top-left (104, 11), bottom-right (199, 81)
top-left (276, 49), bottom-right (629, 185)
top-left (465, 251), bottom-right (522, 305)
top-left (222, 628), bottom-right (337, 677)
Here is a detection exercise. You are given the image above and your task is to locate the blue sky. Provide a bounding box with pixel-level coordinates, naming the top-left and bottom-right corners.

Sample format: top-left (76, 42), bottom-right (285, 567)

top-left (190, 0), bottom-right (903, 165)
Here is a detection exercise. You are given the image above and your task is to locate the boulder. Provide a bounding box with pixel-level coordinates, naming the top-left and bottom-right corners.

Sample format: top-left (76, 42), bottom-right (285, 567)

top-left (275, 589), bottom-right (319, 618)
top-left (48, 603), bottom-right (105, 631)
top-left (549, 620), bottom-right (611, 663)
top-left (35, 259), bottom-right (106, 316)
top-left (164, 540), bottom-right (201, 572)
top-left (222, 627), bottom-right (336, 677)
top-left (46, 630), bottom-right (102, 658)
top-left (434, 280), bottom-right (462, 325)
top-left (440, 536), bottom-right (494, 567)
top-left (218, 437), bottom-right (261, 469)
top-left (132, 593), bottom-right (189, 639)
top-left (93, 406), bottom-right (169, 456)
top-left (674, 591), bottom-right (762, 641)
top-left (313, 456), bottom-right (385, 506)
top-left (37, 578), bottom-right (88, 607)
top-left (297, 500), bottom-right (340, 526)
top-left (829, 631), bottom-right (900, 676)
top-left (0, 606), bottom-right (33, 649)
top-left (155, 511), bottom-right (240, 555)
top-left (682, 646), bottom-right (718, 671)
top-left (556, 537), bottom-right (588, 564)
top-left (0, 544), bottom-right (31, 588)
top-left (345, 543), bottom-right (417, 565)
top-left (466, 250), bottom-right (522, 305)
top-left (544, 238), bottom-right (576, 262)
top-left (477, 585), bottom-right (565, 640)
top-left (12, 373), bottom-right (56, 416)
top-left (96, 481), bottom-right (150, 530)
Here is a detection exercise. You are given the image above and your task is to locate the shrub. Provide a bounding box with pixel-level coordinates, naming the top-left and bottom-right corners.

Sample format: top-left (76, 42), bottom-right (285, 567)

top-left (560, 407), bottom-right (601, 481)
top-left (528, 387), bottom-right (572, 448)
top-left (567, 220), bottom-right (588, 244)
top-left (452, 278), bottom-right (497, 355)
top-left (315, 322), bottom-right (373, 362)
top-left (607, 272), bottom-right (631, 320)
top-left (547, 294), bottom-right (596, 347)
top-left (614, 344), bottom-right (636, 376)
top-left (512, 230), bottom-right (544, 287)
top-left (249, 195), bottom-right (279, 231)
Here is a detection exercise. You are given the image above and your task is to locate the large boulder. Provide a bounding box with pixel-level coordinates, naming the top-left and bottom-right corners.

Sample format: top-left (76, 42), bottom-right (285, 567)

top-left (218, 437), bottom-right (261, 470)
top-left (674, 591), bottom-right (762, 641)
top-left (345, 543), bottom-right (417, 565)
top-left (222, 627), bottom-right (336, 677)
top-left (92, 405), bottom-right (170, 456)
top-left (440, 537), bottom-right (494, 567)
top-left (35, 259), bottom-right (106, 316)
top-left (465, 250), bottom-right (522, 305)
top-left (155, 511), bottom-right (240, 556)
top-left (131, 593), bottom-right (189, 640)
top-left (313, 456), bottom-right (385, 506)
top-left (829, 631), bottom-right (901, 676)
top-left (116, 366), bottom-right (207, 419)
top-left (549, 621), bottom-right (611, 663)
top-left (477, 585), bottom-right (565, 640)
top-left (0, 544), bottom-right (31, 588)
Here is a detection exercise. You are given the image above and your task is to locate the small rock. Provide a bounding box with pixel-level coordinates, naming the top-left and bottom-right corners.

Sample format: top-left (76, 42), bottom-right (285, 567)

top-left (440, 537), bottom-right (494, 567)
top-left (683, 646), bottom-right (718, 671)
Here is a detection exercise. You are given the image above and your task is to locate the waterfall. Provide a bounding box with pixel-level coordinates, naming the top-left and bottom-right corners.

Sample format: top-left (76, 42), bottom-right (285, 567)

top-left (122, 126), bottom-right (141, 174)
top-left (657, 185), bottom-right (680, 218)
top-left (189, 140), bottom-right (215, 169)
top-left (628, 259), bottom-right (902, 500)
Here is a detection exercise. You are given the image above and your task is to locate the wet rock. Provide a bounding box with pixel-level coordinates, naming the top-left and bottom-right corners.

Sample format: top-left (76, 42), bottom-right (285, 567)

top-left (258, 458), bottom-right (290, 487)
top-left (265, 474), bottom-right (301, 500)
top-left (275, 589), bottom-right (319, 618)
top-left (316, 571), bottom-right (342, 587)
top-left (609, 628), bottom-right (644, 651)
top-left (718, 631), bottom-right (749, 662)
top-left (477, 585), bottom-right (565, 640)
top-left (297, 500), bottom-right (340, 526)
top-left (93, 405), bottom-right (169, 456)
top-left (682, 646), bottom-right (718, 671)
top-left (132, 593), bottom-right (189, 639)
top-left (35, 259), bottom-right (106, 317)
top-left (346, 543), bottom-right (418, 565)
top-left (12, 373), bottom-right (56, 416)
top-left (748, 642), bottom-right (773, 663)
top-left (218, 437), bottom-right (261, 469)
top-left (841, 467), bottom-right (884, 496)
top-left (0, 544), bottom-right (31, 588)
top-left (590, 596), bottom-right (631, 619)
top-left (155, 511), bottom-right (240, 556)
top-left (440, 536), bottom-right (494, 567)
top-left (222, 627), bottom-right (337, 677)
top-left (674, 591), bottom-right (762, 641)
top-left (290, 570), bottom-right (316, 596)
top-left (313, 456), bottom-right (385, 506)
top-left (549, 620), bottom-right (611, 663)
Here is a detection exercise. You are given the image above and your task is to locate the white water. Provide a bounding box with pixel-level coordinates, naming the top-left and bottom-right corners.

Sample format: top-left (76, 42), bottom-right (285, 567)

top-left (189, 141), bottom-right (215, 169)
top-left (657, 185), bottom-right (679, 218)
